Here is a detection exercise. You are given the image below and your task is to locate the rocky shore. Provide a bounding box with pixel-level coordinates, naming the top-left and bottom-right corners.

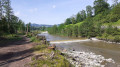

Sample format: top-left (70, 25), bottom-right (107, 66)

top-left (61, 49), bottom-right (115, 67)
top-left (50, 38), bottom-right (117, 67)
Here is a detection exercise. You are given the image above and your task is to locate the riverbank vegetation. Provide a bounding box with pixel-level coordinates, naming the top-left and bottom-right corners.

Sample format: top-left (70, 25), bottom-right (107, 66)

top-left (31, 45), bottom-right (73, 67)
top-left (48, 0), bottom-right (120, 42)
top-left (28, 33), bottom-right (73, 67)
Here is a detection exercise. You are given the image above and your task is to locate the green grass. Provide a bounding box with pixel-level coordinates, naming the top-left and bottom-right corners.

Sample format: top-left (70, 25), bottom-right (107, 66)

top-left (31, 45), bottom-right (73, 67)
top-left (65, 21), bottom-right (84, 28)
top-left (30, 36), bottom-right (39, 42)
top-left (29, 34), bottom-right (73, 67)
top-left (0, 34), bottom-right (22, 42)
top-left (0, 34), bottom-right (22, 47)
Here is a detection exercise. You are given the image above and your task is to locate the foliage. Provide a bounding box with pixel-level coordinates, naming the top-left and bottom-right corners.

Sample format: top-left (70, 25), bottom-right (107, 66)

top-left (80, 10), bottom-right (86, 20)
top-left (76, 13), bottom-right (82, 23)
top-left (114, 36), bottom-right (120, 43)
top-left (48, 25), bottom-right (58, 34)
top-left (71, 17), bottom-right (76, 24)
top-left (0, 0), bottom-right (27, 37)
top-left (94, 0), bottom-right (109, 15)
top-left (79, 18), bottom-right (96, 37)
top-left (48, 1), bottom-right (120, 41)
top-left (72, 25), bottom-right (78, 37)
top-left (64, 18), bottom-right (72, 25)
top-left (86, 5), bottom-right (93, 17)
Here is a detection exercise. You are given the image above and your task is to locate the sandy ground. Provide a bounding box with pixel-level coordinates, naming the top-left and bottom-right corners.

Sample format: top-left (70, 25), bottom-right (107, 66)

top-left (0, 36), bottom-right (36, 67)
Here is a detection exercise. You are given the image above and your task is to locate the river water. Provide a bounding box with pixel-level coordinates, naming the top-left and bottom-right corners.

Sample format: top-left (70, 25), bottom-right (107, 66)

top-left (38, 33), bottom-right (120, 67)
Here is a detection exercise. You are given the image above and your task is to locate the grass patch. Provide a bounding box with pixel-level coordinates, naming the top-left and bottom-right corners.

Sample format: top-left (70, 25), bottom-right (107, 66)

top-left (31, 45), bottom-right (73, 67)
top-left (0, 34), bottom-right (22, 43)
top-left (0, 34), bottom-right (22, 47)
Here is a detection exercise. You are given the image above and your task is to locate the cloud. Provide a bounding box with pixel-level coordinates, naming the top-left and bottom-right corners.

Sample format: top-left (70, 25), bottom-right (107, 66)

top-left (52, 5), bottom-right (56, 8)
top-left (14, 11), bottom-right (20, 16)
top-left (29, 8), bottom-right (38, 12)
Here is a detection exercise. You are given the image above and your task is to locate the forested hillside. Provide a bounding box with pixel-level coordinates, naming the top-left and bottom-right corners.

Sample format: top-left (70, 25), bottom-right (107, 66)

top-left (0, 0), bottom-right (31, 37)
top-left (48, 0), bottom-right (120, 42)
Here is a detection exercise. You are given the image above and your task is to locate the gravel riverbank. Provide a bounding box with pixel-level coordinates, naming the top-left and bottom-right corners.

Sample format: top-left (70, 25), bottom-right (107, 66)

top-left (62, 50), bottom-right (115, 67)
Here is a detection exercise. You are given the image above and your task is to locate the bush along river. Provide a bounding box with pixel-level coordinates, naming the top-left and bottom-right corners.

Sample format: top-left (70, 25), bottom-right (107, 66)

top-left (38, 32), bottom-right (120, 67)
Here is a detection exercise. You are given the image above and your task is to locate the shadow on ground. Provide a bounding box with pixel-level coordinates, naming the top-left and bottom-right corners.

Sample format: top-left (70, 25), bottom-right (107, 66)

top-left (0, 36), bottom-right (31, 47)
top-left (0, 48), bottom-right (33, 66)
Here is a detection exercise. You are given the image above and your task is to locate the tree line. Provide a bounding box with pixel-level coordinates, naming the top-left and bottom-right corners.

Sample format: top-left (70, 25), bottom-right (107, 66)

top-left (0, 0), bottom-right (31, 36)
top-left (48, 0), bottom-right (120, 41)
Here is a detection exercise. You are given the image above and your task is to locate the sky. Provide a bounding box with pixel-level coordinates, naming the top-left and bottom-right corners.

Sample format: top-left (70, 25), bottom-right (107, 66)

top-left (11, 0), bottom-right (120, 25)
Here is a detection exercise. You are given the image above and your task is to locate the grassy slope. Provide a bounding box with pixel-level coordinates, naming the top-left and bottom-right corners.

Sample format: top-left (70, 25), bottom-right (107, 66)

top-left (63, 17), bottom-right (120, 41)
top-left (65, 21), bottom-right (84, 28)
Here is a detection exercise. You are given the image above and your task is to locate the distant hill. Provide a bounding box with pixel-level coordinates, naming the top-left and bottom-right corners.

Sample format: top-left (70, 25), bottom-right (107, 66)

top-left (31, 23), bottom-right (53, 27)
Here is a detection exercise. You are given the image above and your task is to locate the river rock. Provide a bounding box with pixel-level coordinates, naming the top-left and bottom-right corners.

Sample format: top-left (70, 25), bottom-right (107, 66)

top-left (62, 51), bottom-right (115, 67)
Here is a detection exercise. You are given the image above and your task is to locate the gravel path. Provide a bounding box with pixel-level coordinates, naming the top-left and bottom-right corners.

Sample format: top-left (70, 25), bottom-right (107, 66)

top-left (0, 36), bottom-right (36, 67)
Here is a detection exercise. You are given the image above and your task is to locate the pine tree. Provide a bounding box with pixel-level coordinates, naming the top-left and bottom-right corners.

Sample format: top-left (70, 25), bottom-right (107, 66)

top-left (86, 5), bottom-right (93, 17)
top-left (4, 0), bottom-right (13, 33)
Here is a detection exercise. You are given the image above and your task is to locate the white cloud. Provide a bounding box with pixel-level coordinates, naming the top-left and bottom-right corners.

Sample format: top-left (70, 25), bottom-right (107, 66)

top-left (52, 5), bottom-right (56, 8)
top-left (15, 11), bottom-right (20, 16)
top-left (29, 8), bottom-right (38, 12)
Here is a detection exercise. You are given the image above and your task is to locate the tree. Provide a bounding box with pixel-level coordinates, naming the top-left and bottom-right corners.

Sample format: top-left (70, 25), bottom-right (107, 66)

top-left (86, 5), bottom-right (93, 17)
top-left (64, 18), bottom-right (72, 25)
top-left (66, 25), bottom-right (73, 37)
top-left (94, 0), bottom-right (109, 15)
top-left (73, 25), bottom-right (78, 37)
top-left (0, 0), bottom-right (2, 20)
top-left (4, 0), bottom-right (13, 30)
top-left (26, 22), bottom-right (31, 35)
top-left (0, 0), bottom-right (26, 36)
top-left (107, 3), bottom-right (120, 22)
top-left (112, 0), bottom-right (118, 6)
top-left (76, 13), bottom-right (82, 22)
top-left (52, 25), bottom-right (58, 34)
top-left (78, 18), bottom-right (96, 37)
top-left (57, 23), bottom-right (64, 33)
top-left (106, 24), bottom-right (114, 34)
top-left (71, 17), bottom-right (76, 24)
top-left (80, 10), bottom-right (86, 20)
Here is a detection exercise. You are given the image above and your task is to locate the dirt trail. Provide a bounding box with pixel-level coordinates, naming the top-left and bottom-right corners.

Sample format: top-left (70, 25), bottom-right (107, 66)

top-left (0, 36), bottom-right (36, 67)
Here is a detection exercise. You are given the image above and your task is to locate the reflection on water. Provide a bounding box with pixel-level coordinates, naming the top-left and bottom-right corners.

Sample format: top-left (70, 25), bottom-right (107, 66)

top-left (39, 33), bottom-right (120, 67)
top-left (38, 33), bottom-right (71, 41)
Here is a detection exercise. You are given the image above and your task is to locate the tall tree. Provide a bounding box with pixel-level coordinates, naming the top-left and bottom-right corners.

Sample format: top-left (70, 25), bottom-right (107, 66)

top-left (76, 13), bottom-right (82, 22)
top-left (0, 0), bottom-right (26, 36)
top-left (86, 5), bottom-right (93, 17)
top-left (0, 0), bottom-right (2, 20)
top-left (26, 23), bottom-right (31, 35)
top-left (80, 10), bottom-right (86, 20)
top-left (4, 0), bottom-right (13, 33)
top-left (94, 0), bottom-right (109, 15)
top-left (64, 18), bottom-right (72, 25)
top-left (71, 17), bottom-right (76, 24)
top-left (112, 0), bottom-right (118, 6)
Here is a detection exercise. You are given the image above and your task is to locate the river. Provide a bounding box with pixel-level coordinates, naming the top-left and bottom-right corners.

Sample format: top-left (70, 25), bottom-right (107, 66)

top-left (38, 32), bottom-right (120, 67)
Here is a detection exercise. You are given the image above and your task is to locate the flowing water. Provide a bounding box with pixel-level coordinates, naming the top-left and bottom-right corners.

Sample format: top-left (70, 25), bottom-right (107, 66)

top-left (38, 33), bottom-right (120, 67)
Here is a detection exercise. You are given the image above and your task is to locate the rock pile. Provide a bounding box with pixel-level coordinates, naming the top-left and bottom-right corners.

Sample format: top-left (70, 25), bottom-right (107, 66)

top-left (63, 51), bottom-right (115, 67)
